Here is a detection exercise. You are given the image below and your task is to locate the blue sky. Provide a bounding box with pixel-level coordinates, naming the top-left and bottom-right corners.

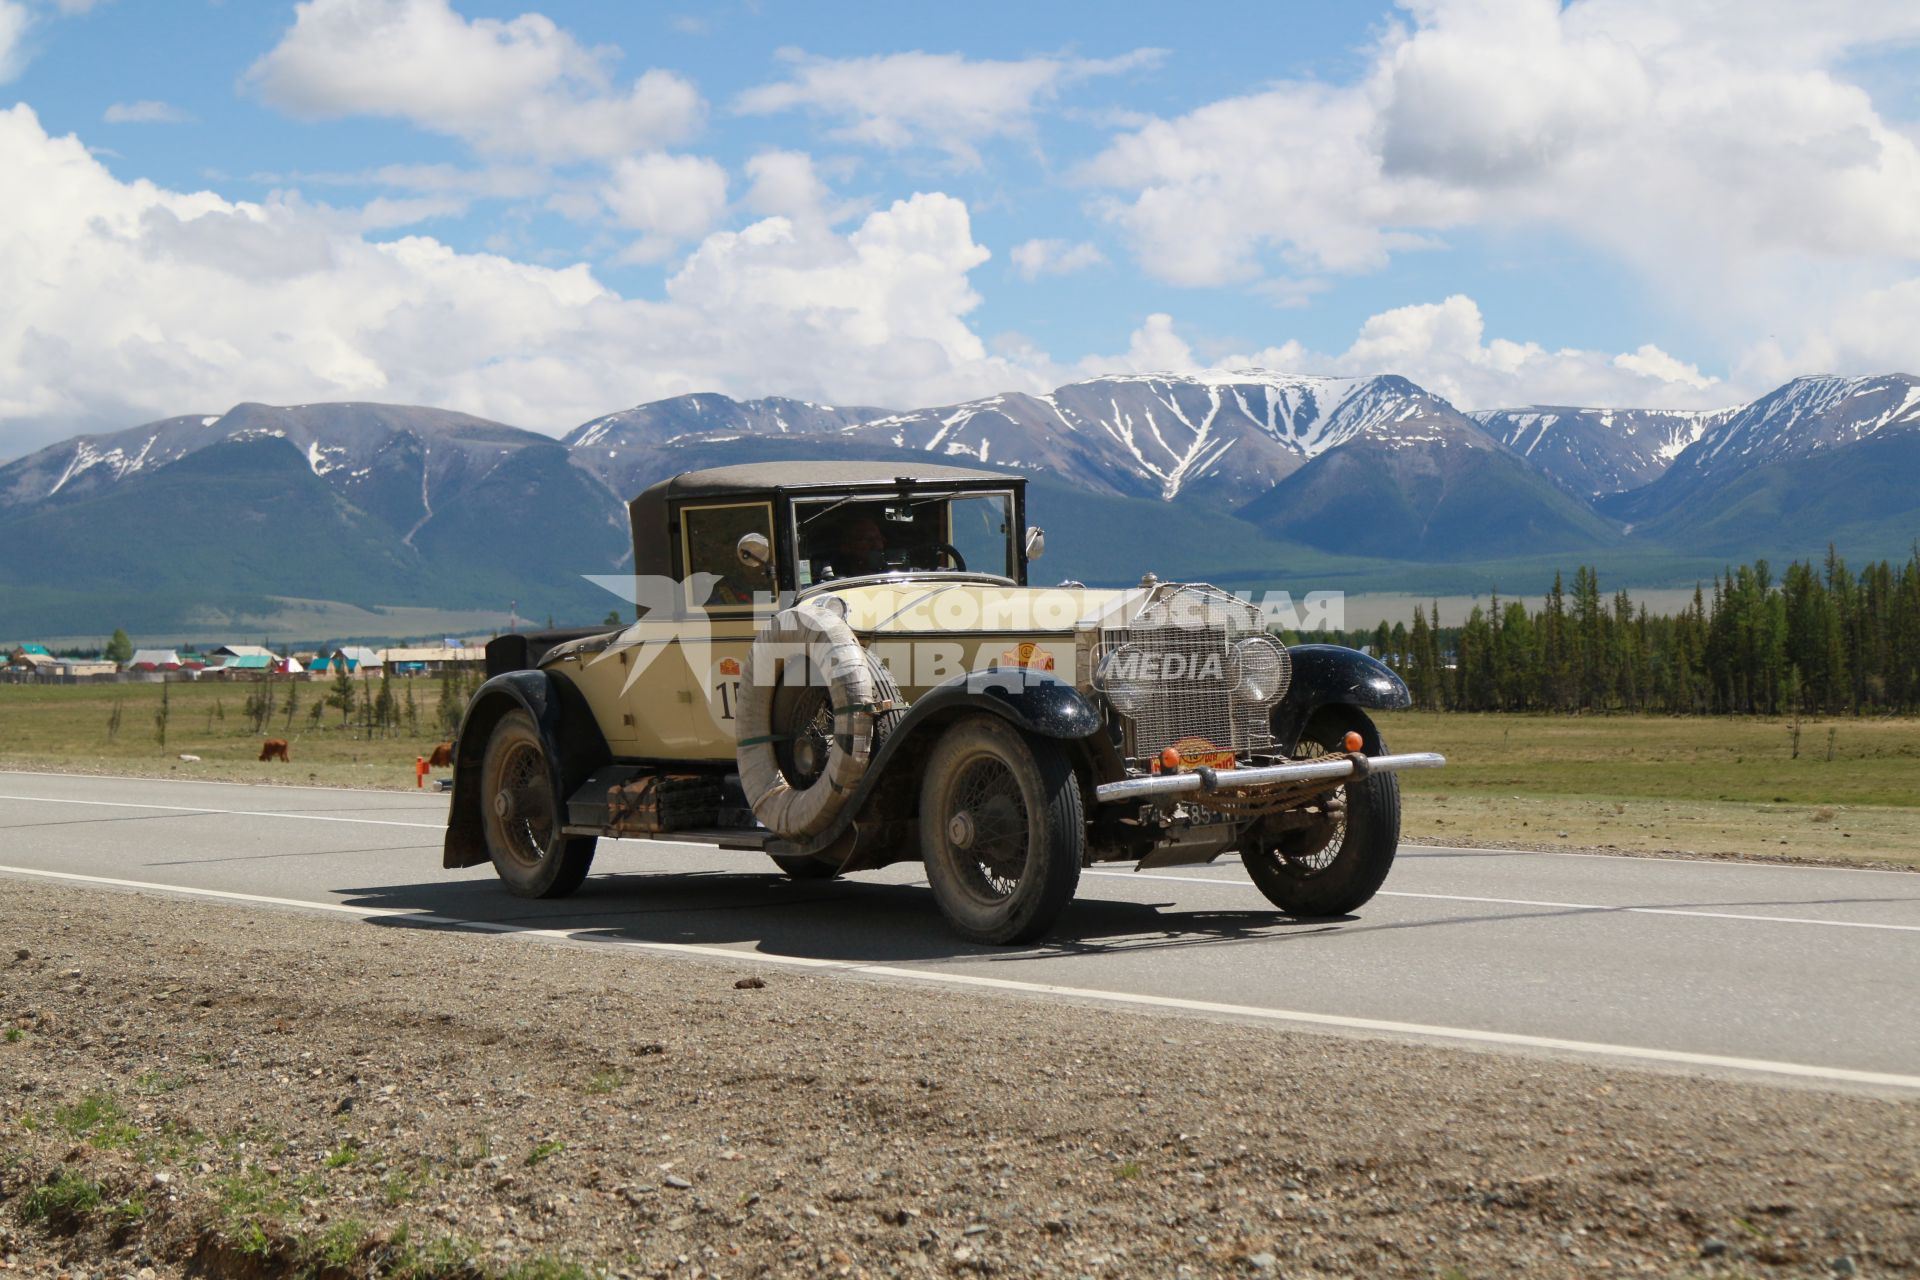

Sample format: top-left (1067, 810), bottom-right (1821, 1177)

top-left (2, 0), bottom-right (1918, 455)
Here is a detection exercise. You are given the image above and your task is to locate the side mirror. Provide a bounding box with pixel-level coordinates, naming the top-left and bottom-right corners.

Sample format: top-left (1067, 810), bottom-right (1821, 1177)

top-left (1024, 526), bottom-right (1045, 561)
top-left (736, 531), bottom-right (772, 572)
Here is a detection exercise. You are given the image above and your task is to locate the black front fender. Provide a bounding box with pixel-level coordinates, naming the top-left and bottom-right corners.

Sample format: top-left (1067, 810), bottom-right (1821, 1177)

top-left (1271, 644), bottom-right (1410, 753)
top-left (442, 669), bottom-right (610, 868)
top-left (893, 667), bottom-right (1104, 742)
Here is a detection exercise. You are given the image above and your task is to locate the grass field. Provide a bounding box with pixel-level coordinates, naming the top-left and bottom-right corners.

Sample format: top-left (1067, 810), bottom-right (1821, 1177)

top-left (1378, 710), bottom-right (1920, 868)
top-left (2, 683), bottom-right (1915, 868)
top-left (0, 677), bottom-right (460, 790)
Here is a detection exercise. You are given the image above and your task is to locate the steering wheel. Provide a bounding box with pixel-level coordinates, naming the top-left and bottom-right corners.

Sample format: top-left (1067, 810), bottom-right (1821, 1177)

top-left (926, 542), bottom-right (967, 571)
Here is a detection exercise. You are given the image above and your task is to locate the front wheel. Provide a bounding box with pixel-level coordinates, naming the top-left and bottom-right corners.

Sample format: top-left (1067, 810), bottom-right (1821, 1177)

top-left (918, 716), bottom-right (1084, 945)
top-left (479, 709), bottom-right (597, 898)
top-left (1240, 709), bottom-right (1400, 916)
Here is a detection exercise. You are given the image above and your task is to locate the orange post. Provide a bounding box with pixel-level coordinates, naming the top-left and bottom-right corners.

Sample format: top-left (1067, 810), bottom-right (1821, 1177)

top-left (415, 756), bottom-right (428, 788)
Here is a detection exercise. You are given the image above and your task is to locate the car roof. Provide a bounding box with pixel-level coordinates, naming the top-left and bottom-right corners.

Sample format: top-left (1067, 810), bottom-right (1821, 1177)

top-left (627, 460), bottom-right (1023, 580)
top-left (649, 460), bottom-right (1018, 498)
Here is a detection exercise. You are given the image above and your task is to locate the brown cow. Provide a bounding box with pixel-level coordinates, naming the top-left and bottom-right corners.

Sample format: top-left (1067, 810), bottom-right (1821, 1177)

top-left (427, 741), bottom-right (454, 769)
top-left (259, 739), bottom-right (291, 763)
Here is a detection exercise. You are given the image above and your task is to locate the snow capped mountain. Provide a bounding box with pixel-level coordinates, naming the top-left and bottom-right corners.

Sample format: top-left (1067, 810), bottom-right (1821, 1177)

top-left (1469, 405), bottom-right (1739, 498)
top-left (1604, 373), bottom-right (1920, 525)
top-left (842, 371), bottom-right (1479, 505)
top-left (566, 394), bottom-right (888, 450)
top-left (0, 401), bottom-right (547, 525)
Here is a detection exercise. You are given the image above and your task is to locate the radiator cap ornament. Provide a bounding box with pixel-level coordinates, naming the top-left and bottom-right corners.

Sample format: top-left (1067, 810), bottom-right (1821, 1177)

top-left (1139, 572), bottom-right (1159, 587)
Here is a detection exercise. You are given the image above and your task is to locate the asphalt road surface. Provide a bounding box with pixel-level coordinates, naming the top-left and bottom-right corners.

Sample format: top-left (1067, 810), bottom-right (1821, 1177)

top-left (2, 770), bottom-right (1916, 1092)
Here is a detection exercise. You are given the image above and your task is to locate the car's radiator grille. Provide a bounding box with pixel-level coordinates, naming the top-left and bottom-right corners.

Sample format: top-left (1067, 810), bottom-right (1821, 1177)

top-left (1097, 584), bottom-right (1284, 762)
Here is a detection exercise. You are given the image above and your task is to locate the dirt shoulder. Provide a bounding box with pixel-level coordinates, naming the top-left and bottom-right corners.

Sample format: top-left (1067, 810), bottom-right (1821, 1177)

top-left (1, 879), bottom-right (1915, 1279)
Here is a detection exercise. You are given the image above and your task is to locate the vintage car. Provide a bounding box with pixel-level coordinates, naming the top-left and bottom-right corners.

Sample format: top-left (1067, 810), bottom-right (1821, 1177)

top-left (441, 462), bottom-right (1444, 944)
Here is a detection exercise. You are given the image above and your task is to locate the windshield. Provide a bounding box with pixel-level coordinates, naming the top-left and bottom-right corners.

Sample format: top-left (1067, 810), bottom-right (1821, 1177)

top-left (793, 489), bottom-right (1017, 586)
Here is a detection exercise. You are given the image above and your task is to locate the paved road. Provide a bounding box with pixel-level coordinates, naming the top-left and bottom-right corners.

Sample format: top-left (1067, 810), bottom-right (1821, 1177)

top-left (2, 770), bottom-right (1917, 1091)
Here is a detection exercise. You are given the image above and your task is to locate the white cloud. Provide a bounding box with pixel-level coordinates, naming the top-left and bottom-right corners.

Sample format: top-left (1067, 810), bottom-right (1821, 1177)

top-left (1009, 238), bottom-right (1105, 279)
top-left (1220, 294), bottom-right (1727, 410)
top-left (599, 151), bottom-right (728, 246)
top-left (246, 0), bottom-right (701, 162)
top-left (0, 105), bottom-right (1046, 459)
top-left (1080, 0), bottom-right (1920, 353)
top-left (737, 47), bottom-right (1162, 168)
top-left (103, 100), bottom-right (192, 124)
top-left (0, 0), bottom-right (32, 83)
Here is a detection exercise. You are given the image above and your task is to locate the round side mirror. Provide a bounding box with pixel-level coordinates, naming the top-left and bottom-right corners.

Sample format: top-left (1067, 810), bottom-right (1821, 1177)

top-left (1024, 526), bottom-right (1046, 561)
top-left (736, 531), bottom-right (772, 571)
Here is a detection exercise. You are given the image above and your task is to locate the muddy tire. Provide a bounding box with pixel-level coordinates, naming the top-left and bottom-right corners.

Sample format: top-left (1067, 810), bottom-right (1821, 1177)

top-left (1241, 709), bottom-right (1399, 917)
top-left (768, 854), bottom-right (840, 880)
top-left (919, 715), bottom-right (1083, 945)
top-left (480, 709), bottom-right (597, 899)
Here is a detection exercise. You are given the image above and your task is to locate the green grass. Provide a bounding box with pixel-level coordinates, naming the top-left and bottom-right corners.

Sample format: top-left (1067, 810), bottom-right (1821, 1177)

top-left (525, 1139), bottom-right (565, 1168)
top-left (14, 1169), bottom-right (104, 1227)
top-left (1379, 710), bottom-right (1920, 866)
top-left (0, 676), bottom-right (464, 789)
top-left (52, 1094), bottom-right (139, 1149)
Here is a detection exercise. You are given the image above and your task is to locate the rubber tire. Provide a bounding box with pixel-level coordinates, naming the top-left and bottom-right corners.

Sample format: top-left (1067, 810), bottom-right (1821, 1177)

top-left (479, 708), bottom-right (597, 899)
top-left (918, 715), bottom-right (1084, 945)
top-left (1240, 709), bottom-right (1400, 917)
top-left (768, 853), bottom-right (841, 880)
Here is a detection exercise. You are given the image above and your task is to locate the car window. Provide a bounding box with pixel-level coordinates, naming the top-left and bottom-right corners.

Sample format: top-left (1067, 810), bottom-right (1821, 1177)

top-left (946, 494), bottom-right (1013, 578)
top-left (794, 490), bottom-right (1017, 583)
top-left (681, 502), bottom-right (776, 610)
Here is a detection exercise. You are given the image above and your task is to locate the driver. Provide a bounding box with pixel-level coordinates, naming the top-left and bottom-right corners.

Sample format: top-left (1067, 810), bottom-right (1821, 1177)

top-left (828, 514), bottom-right (888, 577)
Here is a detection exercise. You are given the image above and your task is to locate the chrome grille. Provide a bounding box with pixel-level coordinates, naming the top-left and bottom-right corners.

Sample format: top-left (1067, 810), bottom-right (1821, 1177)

top-left (1096, 584), bottom-right (1288, 761)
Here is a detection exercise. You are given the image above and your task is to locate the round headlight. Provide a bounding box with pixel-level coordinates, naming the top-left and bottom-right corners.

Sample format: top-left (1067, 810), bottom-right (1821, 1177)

top-left (1229, 635), bottom-right (1288, 704)
top-left (1095, 643), bottom-right (1151, 715)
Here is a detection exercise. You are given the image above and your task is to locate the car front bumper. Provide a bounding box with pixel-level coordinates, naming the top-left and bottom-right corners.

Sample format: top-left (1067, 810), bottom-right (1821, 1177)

top-left (1092, 751), bottom-right (1447, 805)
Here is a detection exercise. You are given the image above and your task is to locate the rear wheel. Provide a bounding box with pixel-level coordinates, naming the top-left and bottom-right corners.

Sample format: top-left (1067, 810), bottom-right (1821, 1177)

top-left (1240, 708), bottom-right (1399, 916)
top-left (480, 709), bottom-right (596, 898)
top-left (919, 716), bottom-right (1083, 945)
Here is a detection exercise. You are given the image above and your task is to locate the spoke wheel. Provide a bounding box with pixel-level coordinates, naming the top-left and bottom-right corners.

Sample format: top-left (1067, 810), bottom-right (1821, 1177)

top-left (919, 715), bottom-right (1083, 945)
top-left (772, 686), bottom-right (834, 789)
top-left (480, 709), bottom-right (596, 898)
top-left (1240, 709), bottom-right (1398, 917)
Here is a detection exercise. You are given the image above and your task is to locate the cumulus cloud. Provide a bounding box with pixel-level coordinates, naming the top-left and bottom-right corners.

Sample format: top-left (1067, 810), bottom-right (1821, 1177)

top-left (0, 0), bottom-right (32, 83)
top-left (103, 100), bottom-right (192, 124)
top-left (1009, 238), bottom-right (1105, 279)
top-left (1080, 0), bottom-right (1920, 353)
top-left (598, 151), bottom-right (729, 260)
top-left (737, 47), bottom-right (1162, 167)
top-left (0, 105), bottom-right (1049, 458)
top-left (1219, 295), bottom-right (1727, 410)
top-left (245, 0), bottom-right (701, 162)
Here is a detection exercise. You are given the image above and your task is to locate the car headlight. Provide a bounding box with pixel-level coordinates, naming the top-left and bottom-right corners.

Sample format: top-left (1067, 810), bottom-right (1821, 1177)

top-left (1095, 643), bottom-right (1151, 715)
top-left (1229, 635), bottom-right (1288, 704)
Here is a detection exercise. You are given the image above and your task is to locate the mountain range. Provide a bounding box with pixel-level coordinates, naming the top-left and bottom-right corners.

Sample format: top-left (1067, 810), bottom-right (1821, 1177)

top-left (2, 369), bottom-right (1916, 638)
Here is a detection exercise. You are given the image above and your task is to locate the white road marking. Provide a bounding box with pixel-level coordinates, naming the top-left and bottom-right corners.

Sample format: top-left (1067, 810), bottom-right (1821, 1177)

top-left (2, 792), bottom-right (1911, 932)
top-left (0, 769), bottom-right (452, 799)
top-left (3, 862), bottom-right (1917, 1094)
top-left (1084, 869), bottom-right (1920, 934)
top-left (0, 793), bottom-right (444, 830)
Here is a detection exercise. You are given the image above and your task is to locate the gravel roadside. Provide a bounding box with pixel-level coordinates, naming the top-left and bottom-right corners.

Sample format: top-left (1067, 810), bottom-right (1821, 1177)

top-left (1, 878), bottom-right (1914, 1280)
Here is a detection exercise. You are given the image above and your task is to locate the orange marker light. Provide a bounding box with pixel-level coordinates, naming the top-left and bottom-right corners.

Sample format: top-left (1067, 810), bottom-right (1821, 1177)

top-left (1160, 746), bottom-right (1184, 770)
top-left (1342, 731), bottom-right (1364, 753)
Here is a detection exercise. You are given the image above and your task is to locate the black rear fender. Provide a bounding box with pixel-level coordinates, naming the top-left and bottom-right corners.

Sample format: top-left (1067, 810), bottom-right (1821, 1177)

top-left (442, 669), bottom-right (611, 868)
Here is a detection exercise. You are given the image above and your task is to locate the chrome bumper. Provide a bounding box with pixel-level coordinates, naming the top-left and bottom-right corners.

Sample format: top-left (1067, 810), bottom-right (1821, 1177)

top-left (1093, 751), bottom-right (1447, 805)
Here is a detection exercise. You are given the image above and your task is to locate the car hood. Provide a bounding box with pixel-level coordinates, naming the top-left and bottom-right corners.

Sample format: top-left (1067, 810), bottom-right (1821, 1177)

top-left (813, 581), bottom-right (1147, 635)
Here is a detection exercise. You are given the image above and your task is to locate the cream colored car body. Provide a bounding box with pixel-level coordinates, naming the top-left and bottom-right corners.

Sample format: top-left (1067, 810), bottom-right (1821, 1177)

top-left (552, 581), bottom-right (1138, 762)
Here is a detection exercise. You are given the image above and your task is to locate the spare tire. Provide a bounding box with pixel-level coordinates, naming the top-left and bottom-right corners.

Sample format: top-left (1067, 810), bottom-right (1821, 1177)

top-left (736, 603), bottom-right (902, 839)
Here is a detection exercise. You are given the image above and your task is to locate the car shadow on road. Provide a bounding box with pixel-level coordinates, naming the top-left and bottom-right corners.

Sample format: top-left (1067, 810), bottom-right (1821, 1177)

top-left (337, 869), bottom-right (1348, 965)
